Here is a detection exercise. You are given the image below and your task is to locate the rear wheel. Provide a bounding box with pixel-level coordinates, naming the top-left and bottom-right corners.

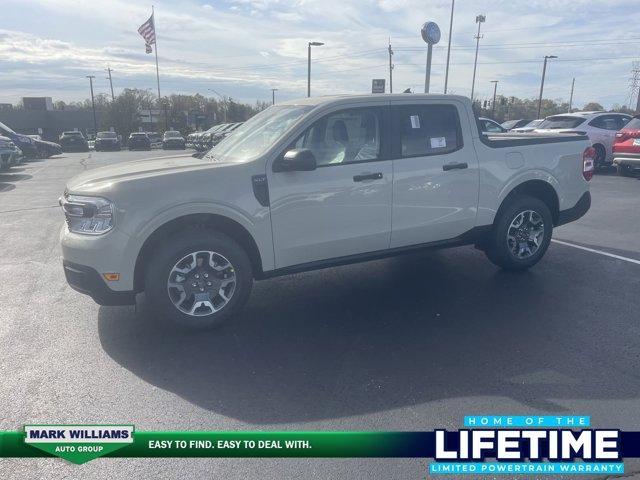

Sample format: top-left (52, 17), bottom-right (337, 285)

top-left (593, 144), bottom-right (607, 170)
top-left (144, 228), bottom-right (253, 329)
top-left (485, 195), bottom-right (553, 270)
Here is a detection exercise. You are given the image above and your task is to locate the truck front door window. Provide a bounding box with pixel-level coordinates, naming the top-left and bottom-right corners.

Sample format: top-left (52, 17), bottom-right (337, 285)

top-left (292, 108), bottom-right (382, 166)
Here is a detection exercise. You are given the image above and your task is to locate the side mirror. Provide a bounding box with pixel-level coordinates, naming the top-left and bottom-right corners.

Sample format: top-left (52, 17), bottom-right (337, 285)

top-left (273, 148), bottom-right (316, 173)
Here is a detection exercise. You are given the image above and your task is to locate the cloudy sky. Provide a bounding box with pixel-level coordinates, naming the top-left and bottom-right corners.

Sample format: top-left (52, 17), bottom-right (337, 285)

top-left (0, 0), bottom-right (638, 109)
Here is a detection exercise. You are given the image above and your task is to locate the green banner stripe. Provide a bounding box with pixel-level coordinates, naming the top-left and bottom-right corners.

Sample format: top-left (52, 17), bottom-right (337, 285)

top-left (2, 432), bottom-right (413, 458)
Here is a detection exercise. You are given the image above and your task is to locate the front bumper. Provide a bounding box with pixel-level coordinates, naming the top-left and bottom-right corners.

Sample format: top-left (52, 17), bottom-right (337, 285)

top-left (613, 153), bottom-right (640, 167)
top-left (95, 141), bottom-right (121, 151)
top-left (63, 261), bottom-right (135, 306)
top-left (556, 191), bottom-right (591, 226)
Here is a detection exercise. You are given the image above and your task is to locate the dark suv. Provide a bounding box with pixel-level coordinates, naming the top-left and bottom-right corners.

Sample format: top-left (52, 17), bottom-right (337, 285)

top-left (128, 132), bottom-right (151, 151)
top-left (162, 131), bottom-right (186, 150)
top-left (94, 131), bottom-right (121, 151)
top-left (59, 131), bottom-right (89, 152)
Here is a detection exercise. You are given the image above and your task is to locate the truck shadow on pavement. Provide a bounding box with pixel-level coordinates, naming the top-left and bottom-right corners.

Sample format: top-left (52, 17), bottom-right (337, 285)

top-left (98, 246), bottom-right (639, 424)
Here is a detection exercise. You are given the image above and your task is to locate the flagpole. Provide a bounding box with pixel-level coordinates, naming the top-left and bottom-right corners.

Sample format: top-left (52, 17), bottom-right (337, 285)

top-left (152, 5), bottom-right (166, 129)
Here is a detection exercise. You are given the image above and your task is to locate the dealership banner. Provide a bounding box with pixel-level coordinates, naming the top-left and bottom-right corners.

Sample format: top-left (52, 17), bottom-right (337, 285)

top-left (2, 417), bottom-right (640, 473)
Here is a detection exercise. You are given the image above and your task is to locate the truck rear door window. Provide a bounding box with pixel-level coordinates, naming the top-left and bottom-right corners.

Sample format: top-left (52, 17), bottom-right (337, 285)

top-left (392, 104), bottom-right (462, 158)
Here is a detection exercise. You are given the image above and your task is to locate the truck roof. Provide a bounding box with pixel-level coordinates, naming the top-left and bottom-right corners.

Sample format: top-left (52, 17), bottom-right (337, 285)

top-left (279, 93), bottom-right (470, 107)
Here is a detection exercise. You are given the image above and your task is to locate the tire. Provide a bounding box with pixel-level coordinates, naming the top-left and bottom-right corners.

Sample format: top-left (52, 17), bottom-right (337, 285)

top-left (593, 144), bottom-right (607, 170)
top-left (144, 228), bottom-right (253, 329)
top-left (485, 195), bottom-right (553, 270)
top-left (618, 164), bottom-right (634, 177)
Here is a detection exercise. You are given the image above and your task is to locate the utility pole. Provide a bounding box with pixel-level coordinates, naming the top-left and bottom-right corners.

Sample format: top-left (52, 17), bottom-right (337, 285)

top-left (388, 38), bottom-right (394, 94)
top-left (86, 75), bottom-right (97, 135)
top-left (490, 80), bottom-right (498, 117)
top-left (470, 14), bottom-right (486, 103)
top-left (307, 41), bottom-right (324, 97)
top-left (444, 0), bottom-right (455, 94)
top-left (628, 66), bottom-right (640, 111)
top-left (568, 78), bottom-right (575, 112)
top-left (537, 55), bottom-right (557, 119)
top-left (271, 88), bottom-right (278, 105)
top-left (105, 67), bottom-right (115, 101)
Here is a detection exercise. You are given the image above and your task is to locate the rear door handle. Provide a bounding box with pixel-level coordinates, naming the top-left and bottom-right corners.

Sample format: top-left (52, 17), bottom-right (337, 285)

top-left (353, 172), bottom-right (383, 182)
top-left (442, 162), bottom-right (468, 171)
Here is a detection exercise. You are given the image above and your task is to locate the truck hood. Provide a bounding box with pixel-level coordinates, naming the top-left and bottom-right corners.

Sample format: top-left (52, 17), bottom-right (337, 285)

top-left (66, 154), bottom-right (219, 193)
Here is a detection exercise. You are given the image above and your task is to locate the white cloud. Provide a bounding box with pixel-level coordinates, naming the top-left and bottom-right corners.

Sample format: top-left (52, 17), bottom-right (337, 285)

top-left (0, 0), bottom-right (638, 108)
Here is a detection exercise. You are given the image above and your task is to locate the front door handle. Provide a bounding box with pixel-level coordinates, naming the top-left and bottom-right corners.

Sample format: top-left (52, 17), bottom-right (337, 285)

top-left (353, 172), bottom-right (383, 182)
top-left (442, 162), bottom-right (468, 171)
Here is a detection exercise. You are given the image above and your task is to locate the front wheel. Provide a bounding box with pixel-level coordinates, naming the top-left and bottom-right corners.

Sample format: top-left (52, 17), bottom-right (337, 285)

top-left (144, 228), bottom-right (253, 329)
top-left (485, 195), bottom-right (553, 270)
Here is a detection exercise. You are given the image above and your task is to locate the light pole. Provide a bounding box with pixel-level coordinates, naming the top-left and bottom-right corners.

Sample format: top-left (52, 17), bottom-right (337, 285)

top-left (86, 75), bottom-right (97, 135)
top-left (208, 88), bottom-right (227, 123)
top-left (568, 78), bottom-right (575, 112)
top-left (537, 55), bottom-right (557, 119)
top-left (470, 14), bottom-right (485, 103)
top-left (307, 41), bottom-right (324, 97)
top-left (444, 0), bottom-right (455, 94)
top-left (271, 88), bottom-right (278, 105)
top-left (490, 80), bottom-right (498, 117)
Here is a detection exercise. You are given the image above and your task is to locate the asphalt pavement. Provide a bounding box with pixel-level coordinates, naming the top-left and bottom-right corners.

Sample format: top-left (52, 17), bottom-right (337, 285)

top-left (0, 151), bottom-right (639, 479)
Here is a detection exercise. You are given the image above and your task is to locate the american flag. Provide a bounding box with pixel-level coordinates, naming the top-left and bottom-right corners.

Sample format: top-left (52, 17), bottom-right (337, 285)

top-left (138, 14), bottom-right (156, 53)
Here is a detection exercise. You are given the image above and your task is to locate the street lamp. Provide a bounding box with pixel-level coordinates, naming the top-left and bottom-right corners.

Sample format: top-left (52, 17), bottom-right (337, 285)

top-left (490, 80), bottom-right (498, 117)
top-left (470, 14), bottom-right (486, 103)
top-left (86, 75), bottom-right (97, 136)
top-left (307, 41), bottom-right (324, 97)
top-left (537, 55), bottom-right (557, 119)
top-left (271, 88), bottom-right (278, 105)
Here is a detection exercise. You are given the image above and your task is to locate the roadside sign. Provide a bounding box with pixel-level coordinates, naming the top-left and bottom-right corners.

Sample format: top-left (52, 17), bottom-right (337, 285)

top-left (372, 79), bottom-right (386, 94)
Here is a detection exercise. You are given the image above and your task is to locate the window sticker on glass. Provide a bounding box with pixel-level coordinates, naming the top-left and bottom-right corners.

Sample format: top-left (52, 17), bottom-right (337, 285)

top-left (430, 137), bottom-right (446, 148)
top-left (410, 115), bottom-right (421, 129)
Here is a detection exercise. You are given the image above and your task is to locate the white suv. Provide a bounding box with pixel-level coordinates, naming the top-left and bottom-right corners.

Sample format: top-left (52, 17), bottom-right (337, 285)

top-left (534, 111), bottom-right (632, 168)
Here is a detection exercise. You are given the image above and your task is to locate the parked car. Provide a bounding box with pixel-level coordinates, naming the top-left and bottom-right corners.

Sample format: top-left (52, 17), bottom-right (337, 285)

top-left (0, 135), bottom-right (22, 170)
top-left (511, 119), bottom-right (544, 133)
top-left (186, 133), bottom-right (198, 149)
top-left (534, 112), bottom-right (632, 168)
top-left (612, 115), bottom-right (640, 177)
top-left (60, 94), bottom-right (592, 329)
top-left (146, 132), bottom-right (163, 149)
top-left (195, 124), bottom-right (227, 151)
top-left (59, 131), bottom-right (90, 152)
top-left (128, 132), bottom-right (151, 151)
top-left (478, 117), bottom-right (507, 133)
top-left (501, 119), bottom-right (533, 131)
top-left (0, 121), bottom-right (61, 159)
top-left (94, 131), bottom-right (121, 151)
top-left (162, 131), bottom-right (186, 150)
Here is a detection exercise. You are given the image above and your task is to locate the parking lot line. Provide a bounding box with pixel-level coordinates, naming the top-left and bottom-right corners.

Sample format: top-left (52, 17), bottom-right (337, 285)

top-left (551, 239), bottom-right (640, 266)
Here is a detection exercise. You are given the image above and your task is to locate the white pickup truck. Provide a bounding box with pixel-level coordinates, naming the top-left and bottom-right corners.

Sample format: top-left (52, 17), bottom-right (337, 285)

top-left (60, 94), bottom-right (593, 328)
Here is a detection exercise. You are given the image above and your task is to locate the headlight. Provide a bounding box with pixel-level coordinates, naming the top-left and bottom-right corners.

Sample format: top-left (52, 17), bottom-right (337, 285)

top-left (60, 194), bottom-right (114, 235)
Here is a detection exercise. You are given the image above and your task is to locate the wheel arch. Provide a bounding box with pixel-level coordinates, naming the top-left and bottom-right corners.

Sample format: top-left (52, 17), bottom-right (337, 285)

top-left (133, 213), bottom-right (263, 292)
top-left (495, 179), bottom-right (560, 227)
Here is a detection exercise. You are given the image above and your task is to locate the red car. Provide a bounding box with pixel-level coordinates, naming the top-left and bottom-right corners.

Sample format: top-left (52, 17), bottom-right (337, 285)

top-left (613, 116), bottom-right (640, 176)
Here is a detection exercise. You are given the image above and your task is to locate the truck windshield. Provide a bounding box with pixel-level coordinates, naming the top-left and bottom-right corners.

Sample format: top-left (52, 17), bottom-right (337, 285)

top-left (537, 116), bottom-right (586, 129)
top-left (206, 105), bottom-right (313, 162)
top-left (0, 121), bottom-right (17, 135)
